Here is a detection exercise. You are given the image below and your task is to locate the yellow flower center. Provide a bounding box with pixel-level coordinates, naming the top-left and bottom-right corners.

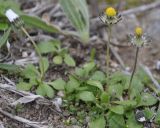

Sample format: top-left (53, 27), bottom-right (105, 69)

top-left (135, 27), bottom-right (143, 36)
top-left (105, 7), bottom-right (116, 17)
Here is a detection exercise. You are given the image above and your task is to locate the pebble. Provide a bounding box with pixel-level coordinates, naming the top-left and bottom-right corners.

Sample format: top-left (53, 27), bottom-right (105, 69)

top-left (22, 51), bottom-right (28, 57)
top-left (156, 60), bottom-right (160, 70)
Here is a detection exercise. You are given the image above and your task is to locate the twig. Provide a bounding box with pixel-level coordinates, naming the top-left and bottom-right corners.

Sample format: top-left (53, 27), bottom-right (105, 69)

top-left (140, 64), bottom-right (160, 90)
top-left (0, 83), bottom-right (63, 114)
top-left (122, 1), bottom-right (160, 16)
top-left (11, 57), bottom-right (39, 66)
top-left (0, 121), bottom-right (5, 128)
top-left (0, 83), bottom-right (38, 97)
top-left (0, 108), bottom-right (48, 128)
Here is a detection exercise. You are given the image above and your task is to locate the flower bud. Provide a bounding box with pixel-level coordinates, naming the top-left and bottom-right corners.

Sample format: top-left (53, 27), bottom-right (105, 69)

top-left (5, 9), bottom-right (19, 22)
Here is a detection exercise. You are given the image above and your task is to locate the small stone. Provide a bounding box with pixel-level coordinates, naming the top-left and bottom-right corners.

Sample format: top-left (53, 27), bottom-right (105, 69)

top-left (156, 60), bottom-right (160, 70)
top-left (57, 91), bottom-right (64, 97)
top-left (35, 104), bottom-right (40, 109)
top-left (125, 67), bottom-right (130, 72)
top-left (22, 51), bottom-right (28, 58)
top-left (110, 61), bottom-right (118, 68)
top-left (26, 43), bottom-right (31, 47)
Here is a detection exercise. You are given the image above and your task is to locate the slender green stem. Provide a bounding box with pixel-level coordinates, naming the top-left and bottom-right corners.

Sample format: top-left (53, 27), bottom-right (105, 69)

top-left (128, 47), bottom-right (139, 94)
top-left (106, 26), bottom-right (111, 83)
top-left (21, 26), bottom-right (45, 80)
top-left (90, 48), bottom-right (96, 62)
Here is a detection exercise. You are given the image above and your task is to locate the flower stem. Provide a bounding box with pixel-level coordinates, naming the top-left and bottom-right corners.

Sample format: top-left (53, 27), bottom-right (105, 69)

top-left (20, 26), bottom-right (45, 80)
top-left (128, 47), bottom-right (139, 95)
top-left (106, 26), bottom-right (111, 83)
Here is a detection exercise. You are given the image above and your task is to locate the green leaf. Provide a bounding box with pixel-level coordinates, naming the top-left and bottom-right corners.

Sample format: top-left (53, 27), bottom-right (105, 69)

top-left (0, 0), bottom-right (21, 16)
top-left (77, 91), bottom-right (95, 102)
top-left (36, 83), bottom-right (54, 98)
top-left (50, 78), bottom-right (66, 90)
top-left (138, 93), bottom-right (158, 106)
top-left (113, 100), bottom-right (137, 107)
top-left (53, 56), bottom-right (63, 65)
top-left (83, 62), bottom-right (95, 73)
top-left (36, 85), bottom-right (46, 96)
top-left (90, 71), bottom-right (106, 83)
top-left (22, 64), bottom-right (39, 79)
top-left (0, 22), bottom-right (8, 31)
top-left (129, 77), bottom-right (144, 99)
top-left (143, 108), bottom-right (155, 120)
top-left (0, 27), bottom-right (11, 48)
top-left (126, 111), bottom-right (143, 128)
top-left (40, 57), bottom-right (49, 73)
top-left (66, 77), bottom-right (80, 93)
top-left (0, 63), bottom-right (21, 73)
top-left (64, 54), bottom-right (75, 67)
top-left (43, 83), bottom-right (55, 98)
top-left (37, 40), bottom-right (60, 54)
top-left (100, 92), bottom-right (110, 103)
top-left (16, 82), bottom-right (32, 91)
top-left (75, 68), bottom-right (85, 77)
top-left (89, 116), bottom-right (106, 128)
top-left (21, 15), bottom-right (60, 33)
top-left (60, 0), bottom-right (90, 43)
top-left (87, 80), bottom-right (104, 91)
top-left (108, 84), bottom-right (123, 99)
top-left (110, 105), bottom-right (124, 115)
top-left (155, 110), bottom-right (160, 124)
top-left (136, 67), bottom-right (151, 84)
top-left (108, 112), bottom-right (125, 128)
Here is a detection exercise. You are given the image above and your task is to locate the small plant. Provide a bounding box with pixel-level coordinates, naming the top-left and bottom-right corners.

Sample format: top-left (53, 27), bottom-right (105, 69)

top-left (128, 27), bottom-right (151, 96)
top-left (60, 0), bottom-right (90, 43)
top-left (63, 62), bottom-right (159, 127)
top-left (17, 63), bottom-right (66, 98)
top-left (64, 62), bottom-right (106, 102)
top-left (99, 7), bottom-right (121, 82)
top-left (5, 9), bottom-right (46, 80)
top-left (37, 40), bottom-right (75, 67)
top-left (4, 9), bottom-right (75, 98)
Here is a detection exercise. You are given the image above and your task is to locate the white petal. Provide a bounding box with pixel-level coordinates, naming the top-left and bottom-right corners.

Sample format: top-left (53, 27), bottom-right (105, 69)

top-left (5, 9), bottom-right (19, 22)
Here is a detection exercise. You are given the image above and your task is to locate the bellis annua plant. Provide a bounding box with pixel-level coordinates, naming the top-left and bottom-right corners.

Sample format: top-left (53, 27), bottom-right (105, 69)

top-left (99, 7), bottom-right (121, 83)
top-left (5, 9), bottom-right (45, 80)
top-left (128, 27), bottom-right (151, 96)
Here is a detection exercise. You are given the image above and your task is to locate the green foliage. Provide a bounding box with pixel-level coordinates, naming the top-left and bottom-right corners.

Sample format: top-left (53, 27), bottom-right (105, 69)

top-left (64, 54), bottom-right (75, 67)
top-left (62, 63), bottom-right (159, 127)
top-left (126, 111), bottom-right (143, 128)
top-left (0, 27), bottom-right (11, 48)
top-left (0, 0), bottom-right (20, 16)
top-left (0, 63), bottom-right (21, 73)
top-left (37, 40), bottom-right (76, 67)
top-left (89, 116), bottom-right (106, 128)
top-left (60, 0), bottom-right (90, 43)
top-left (77, 91), bottom-right (95, 102)
top-left (49, 78), bottom-right (66, 90)
top-left (137, 93), bottom-right (158, 106)
top-left (16, 82), bottom-right (32, 91)
top-left (21, 15), bottom-right (60, 33)
top-left (108, 112), bottom-right (125, 128)
top-left (17, 61), bottom-right (56, 98)
top-left (110, 105), bottom-right (124, 115)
